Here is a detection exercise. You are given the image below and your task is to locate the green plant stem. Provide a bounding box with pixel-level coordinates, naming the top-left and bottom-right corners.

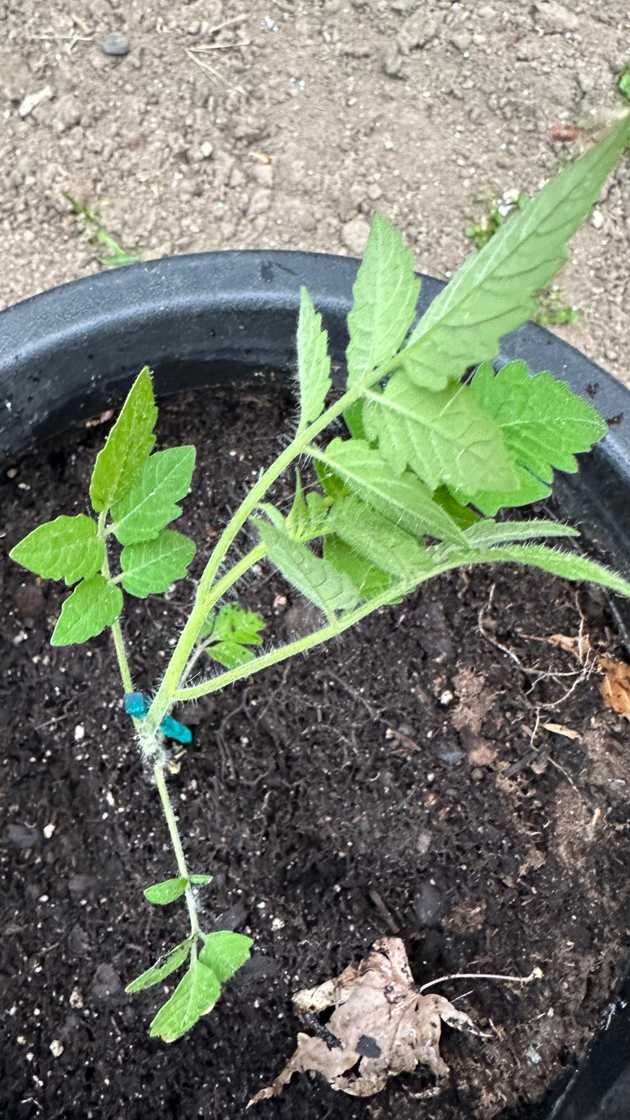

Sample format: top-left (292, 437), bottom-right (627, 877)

top-left (100, 512), bottom-right (198, 943)
top-left (146, 384), bottom-right (366, 734)
top-left (154, 763), bottom-right (200, 940)
top-left (174, 555), bottom-right (468, 702)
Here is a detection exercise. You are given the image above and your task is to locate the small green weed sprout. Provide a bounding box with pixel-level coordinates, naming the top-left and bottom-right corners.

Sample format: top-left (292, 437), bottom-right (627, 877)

top-left (11, 113), bottom-right (630, 1044)
top-left (65, 193), bottom-right (143, 269)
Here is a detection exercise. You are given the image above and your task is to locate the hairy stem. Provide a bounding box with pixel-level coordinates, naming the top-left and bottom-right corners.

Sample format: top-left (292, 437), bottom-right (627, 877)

top-left (154, 763), bottom-right (200, 938)
top-left (146, 382), bottom-right (364, 733)
top-left (173, 556), bottom-right (469, 702)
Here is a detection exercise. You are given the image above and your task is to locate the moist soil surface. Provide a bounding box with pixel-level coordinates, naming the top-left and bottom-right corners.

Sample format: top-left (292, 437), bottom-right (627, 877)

top-left (2, 382), bottom-right (630, 1120)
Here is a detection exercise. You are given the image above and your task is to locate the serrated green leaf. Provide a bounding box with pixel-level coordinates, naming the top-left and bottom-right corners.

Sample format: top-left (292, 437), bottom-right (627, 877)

top-left (311, 438), bottom-right (468, 546)
top-left (199, 931), bottom-right (253, 984)
top-left (149, 960), bottom-right (221, 1043)
top-left (201, 602), bottom-right (265, 642)
top-left (324, 536), bottom-right (393, 599)
top-left (126, 939), bottom-right (193, 994)
top-left (346, 212), bottom-right (421, 387)
top-left (89, 367), bottom-right (157, 513)
top-left (111, 445), bottom-right (196, 545)
top-left (395, 115), bottom-right (630, 388)
top-left (212, 605), bottom-right (265, 645)
top-left (460, 360), bottom-right (607, 514)
top-left (144, 877), bottom-right (189, 905)
top-left (51, 575), bottom-right (123, 646)
top-left (10, 514), bottom-right (103, 585)
top-left (120, 529), bottom-right (196, 598)
top-left (363, 376), bottom-right (518, 493)
top-left (296, 287), bottom-right (332, 430)
top-left (207, 640), bottom-right (256, 670)
top-left (476, 544), bottom-right (630, 599)
top-left (256, 517), bottom-right (360, 616)
top-left (343, 399), bottom-right (367, 441)
top-left (328, 496), bottom-right (430, 577)
top-left (464, 519), bottom-right (580, 548)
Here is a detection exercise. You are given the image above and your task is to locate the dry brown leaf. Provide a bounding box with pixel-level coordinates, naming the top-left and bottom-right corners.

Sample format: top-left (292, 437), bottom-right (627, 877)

top-left (247, 938), bottom-right (484, 1106)
top-left (599, 656), bottom-right (630, 718)
top-left (542, 722), bottom-right (581, 741)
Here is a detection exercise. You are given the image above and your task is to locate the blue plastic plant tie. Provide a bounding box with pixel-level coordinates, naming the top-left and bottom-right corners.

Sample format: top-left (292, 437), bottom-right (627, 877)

top-left (123, 692), bottom-right (192, 745)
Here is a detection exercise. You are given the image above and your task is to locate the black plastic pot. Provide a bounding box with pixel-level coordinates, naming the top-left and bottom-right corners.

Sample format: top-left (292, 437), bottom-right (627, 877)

top-left (1, 251), bottom-right (629, 1118)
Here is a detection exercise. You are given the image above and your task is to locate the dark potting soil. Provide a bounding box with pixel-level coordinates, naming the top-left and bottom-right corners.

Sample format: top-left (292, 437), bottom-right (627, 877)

top-left (2, 380), bottom-right (630, 1120)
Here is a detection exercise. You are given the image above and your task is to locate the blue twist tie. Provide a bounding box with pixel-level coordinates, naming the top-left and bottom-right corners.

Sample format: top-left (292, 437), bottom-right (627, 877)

top-left (124, 692), bottom-right (192, 746)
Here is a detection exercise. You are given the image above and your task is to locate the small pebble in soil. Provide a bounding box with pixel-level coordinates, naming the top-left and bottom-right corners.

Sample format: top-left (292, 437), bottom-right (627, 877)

top-left (74, 724), bottom-right (85, 742)
top-left (43, 822), bottom-right (55, 839)
top-left (100, 31), bottom-right (130, 57)
top-left (49, 1039), bottom-right (64, 1058)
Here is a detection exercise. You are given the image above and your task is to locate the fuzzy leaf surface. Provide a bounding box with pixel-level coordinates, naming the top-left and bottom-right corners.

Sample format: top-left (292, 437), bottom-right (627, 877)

top-left (111, 445), bottom-right (196, 545)
top-left (346, 213), bottom-right (421, 387)
top-left (297, 287), bottom-right (332, 429)
top-left (328, 496), bottom-right (430, 577)
top-left (10, 514), bottom-right (103, 585)
top-left (324, 537), bottom-right (393, 599)
top-left (199, 931), bottom-right (253, 984)
top-left (363, 376), bottom-right (517, 492)
top-left (89, 367), bottom-right (157, 513)
top-left (149, 961), bottom-right (221, 1043)
top-left (286, 473), bottom-right (332, 541)
top-left (460, 361), bottom-right (607, 514)
top-left (311, 439), bottom-right (468, 545)
top-left (51, 576), bottom-right (123, 646)
top-left (479, 544), bottom-right (630, 598)
top-left (256, 518), bottom-right (360, 616)
top-left (126, 939), bottom-right (193, 994)
top-left (144, 877), bottom-right (189, 905)
top-left (120, 529), bottom-right (196, 598)
top-left (464, 519), bottom-right (580, 548)
top-left (395, 115), bottom-right (630, 387)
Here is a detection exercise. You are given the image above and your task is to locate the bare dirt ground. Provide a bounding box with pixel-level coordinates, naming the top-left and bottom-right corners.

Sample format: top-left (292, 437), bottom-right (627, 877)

top-left (1, 2), bottom-right (629, 380)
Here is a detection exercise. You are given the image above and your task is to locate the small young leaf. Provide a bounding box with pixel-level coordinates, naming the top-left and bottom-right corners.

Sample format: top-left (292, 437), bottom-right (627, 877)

top-left (461, 360), bottom-right (607, 514)
top-left (324, 536), bottom-right (393, 599)
top-left (479, 545), bottom-right (630, 599)
top-left (363, 376), bottom-right (517, 493)
top-left (464, 519), bottom-right (580, 548)
top-left (149, 960), bottom-right (221, 1043)
top-left (395, 114), bottom-right (630, 388)
top-left (89, 367), bottom-right (157, 513)
top-left (296, 287), bottom-right (332, 430)
top-left (126, 939), bottom-right (193, 994)
top-left (199, 931), bottom-right (253, 984)
top-left (286, 473), bottom-right (332, 542)
top-left (207, 641), bottom-right (256, 670)
top-left (144, 877), bottom-right (189, 905)
top-left (256, 517), bottom-right (360, 616)
top-left (311, 439), bottom-right (468, 545)
top-left (51, 576), bottom-right (123, 646)
top-left (189, 874), bottom-right (212, 885)
top-left (328, 496), bottom-right (429, 578)
top-left (212, 605), bottom-right (266, 646)
top-left (346, 212), bottom-right (421, 387)
top-left (120, 529), bottom-right (196, 598)
top-left (10, 514), bottom-right (103, 585)
top-left (111, 445), bottom-right (196, 545)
